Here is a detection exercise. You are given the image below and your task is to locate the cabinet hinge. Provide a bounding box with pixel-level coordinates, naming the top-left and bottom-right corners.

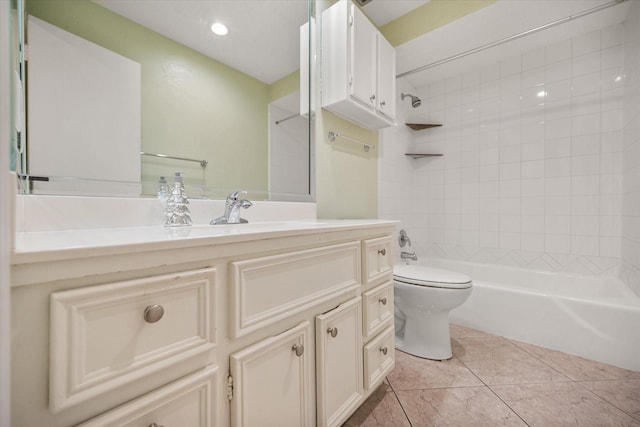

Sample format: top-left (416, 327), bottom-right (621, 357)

top-left (226, 374), bottom-right (233, 401)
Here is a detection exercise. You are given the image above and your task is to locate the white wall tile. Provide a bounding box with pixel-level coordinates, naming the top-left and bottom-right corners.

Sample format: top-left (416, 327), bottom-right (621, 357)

top-left (572, 52), bottom-right (601, 77)
top-left (378, 21), bottom-right (638, 279)
top-left (572, 29), bottom-right (601, 57)
top-left (547, 39), bottom-right (572, 64)
top-left (546, 59), bottom-right (572, 82)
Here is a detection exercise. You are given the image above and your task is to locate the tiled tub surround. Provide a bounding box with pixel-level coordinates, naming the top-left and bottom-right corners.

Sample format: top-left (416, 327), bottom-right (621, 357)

top-left (381, 22), bottom-right (631, 279)
top-left (622, 1), bottom-right (640, 296)
top-left (344, 324), bottom-right (640, 427)
top-left (411, 257), bottom-right (640, 371)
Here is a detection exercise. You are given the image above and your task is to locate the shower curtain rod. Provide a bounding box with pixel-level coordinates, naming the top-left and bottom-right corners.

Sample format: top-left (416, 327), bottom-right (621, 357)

top-left (396, 0), bottom-right (628, 79)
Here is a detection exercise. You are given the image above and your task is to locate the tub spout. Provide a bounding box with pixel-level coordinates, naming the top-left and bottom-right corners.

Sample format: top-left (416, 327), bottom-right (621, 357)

top-left (401, 251), bottom-right (418, 261)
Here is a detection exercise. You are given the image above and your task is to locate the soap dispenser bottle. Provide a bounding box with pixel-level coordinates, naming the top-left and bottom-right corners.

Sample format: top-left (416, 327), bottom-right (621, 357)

top-left (163, 172), bottom-right (192, 227)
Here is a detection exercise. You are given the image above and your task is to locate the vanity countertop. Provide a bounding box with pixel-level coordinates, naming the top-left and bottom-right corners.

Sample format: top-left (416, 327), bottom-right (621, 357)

top-left (12, 220), bottom-right (398, 265)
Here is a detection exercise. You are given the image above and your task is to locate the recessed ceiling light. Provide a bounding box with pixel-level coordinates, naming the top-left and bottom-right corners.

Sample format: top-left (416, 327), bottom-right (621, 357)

top-left (210, 22), bottom-right (228, 36)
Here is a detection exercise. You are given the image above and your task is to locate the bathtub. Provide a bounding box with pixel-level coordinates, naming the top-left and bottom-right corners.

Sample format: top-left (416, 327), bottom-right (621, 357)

top-left (409, 258), bottom-right (640, 371)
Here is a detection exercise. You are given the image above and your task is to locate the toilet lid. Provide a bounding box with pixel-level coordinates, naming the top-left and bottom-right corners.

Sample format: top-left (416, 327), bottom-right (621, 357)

top-left (393, 264), bottom-right (472, 289)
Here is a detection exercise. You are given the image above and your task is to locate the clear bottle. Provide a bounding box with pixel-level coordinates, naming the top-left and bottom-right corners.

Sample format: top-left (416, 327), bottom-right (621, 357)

top-left (157, 176), bottom-right (169, 201)
top-left (163, 172), bottom-right (192, 227)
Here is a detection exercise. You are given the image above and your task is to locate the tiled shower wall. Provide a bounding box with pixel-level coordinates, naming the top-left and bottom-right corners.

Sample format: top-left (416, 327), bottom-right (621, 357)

top-left (621, 1), bottom-right (640, 295)
top-left (381, 22), bottom-right (632, 277)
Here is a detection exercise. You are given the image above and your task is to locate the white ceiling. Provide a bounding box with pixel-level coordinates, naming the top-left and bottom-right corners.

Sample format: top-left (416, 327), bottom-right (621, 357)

top-left (95, 0), bottom-right (310, 85)
top-left (95, 0), bottom-right (632, 88)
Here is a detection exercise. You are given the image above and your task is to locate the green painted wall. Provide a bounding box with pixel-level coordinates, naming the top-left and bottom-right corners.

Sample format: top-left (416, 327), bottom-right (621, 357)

top-left (27, 0), bottom-right (299, 198)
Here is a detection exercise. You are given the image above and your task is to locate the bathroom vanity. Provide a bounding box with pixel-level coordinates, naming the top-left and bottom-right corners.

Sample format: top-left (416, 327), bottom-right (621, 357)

top-left (11, 220), bottom-right (395, 426)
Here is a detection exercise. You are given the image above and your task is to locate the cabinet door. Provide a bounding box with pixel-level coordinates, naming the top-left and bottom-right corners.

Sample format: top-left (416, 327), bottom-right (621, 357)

top-left (229, 322), bottom-right (313, 427)
top-left (376, 34), bottom-right (396, 121)
top-left (349, 3), bottom-right (377, 109)
top-left (316, 297), bottom-right (363, 427)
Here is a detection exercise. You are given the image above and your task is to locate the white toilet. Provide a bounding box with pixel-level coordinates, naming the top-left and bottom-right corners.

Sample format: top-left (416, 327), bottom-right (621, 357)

top-left (394, 264), bottom-right (473, 360)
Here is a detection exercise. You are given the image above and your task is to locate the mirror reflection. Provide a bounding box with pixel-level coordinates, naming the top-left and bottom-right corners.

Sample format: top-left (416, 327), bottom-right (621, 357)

top-left (22, 0), bottom-right (312, 201)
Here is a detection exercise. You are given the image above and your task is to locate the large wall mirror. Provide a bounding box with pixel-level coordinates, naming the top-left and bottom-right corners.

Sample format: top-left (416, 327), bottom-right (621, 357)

top-left (19, 0), bottom-right (313, 202)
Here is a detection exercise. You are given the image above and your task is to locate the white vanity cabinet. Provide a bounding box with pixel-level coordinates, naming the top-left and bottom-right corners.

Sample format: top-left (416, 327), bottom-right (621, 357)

top-left (11, 221), bottom-right (396, 427)
top-left (229, 322), bottom-right (314, 427)
top-left (316, 297), bottom-right (363, 427)
top-left (321, 0), bottom-right (396, 130)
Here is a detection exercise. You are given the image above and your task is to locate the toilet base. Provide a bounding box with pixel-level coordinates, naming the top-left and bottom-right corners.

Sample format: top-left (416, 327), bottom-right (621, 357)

top-left (394, 313), bottom-right (453, 360)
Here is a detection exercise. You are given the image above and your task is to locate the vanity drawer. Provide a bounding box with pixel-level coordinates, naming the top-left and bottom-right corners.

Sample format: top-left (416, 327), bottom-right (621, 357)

top-left (363, 326), bottom-right (395, 391)
top-left (362, 281), bottom-right (393, 340)
top-left (362, 236), bottom-right (393, 288)
top-left (229, 241), bottom-right (361, 338)
top-left (50, 268), bottom-right (215, 412)
top-left (78, 366), bottom-right (218, 427)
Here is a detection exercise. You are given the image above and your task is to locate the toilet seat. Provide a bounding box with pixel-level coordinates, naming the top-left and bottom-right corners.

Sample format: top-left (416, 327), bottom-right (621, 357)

top-left (393, 265), bottom-right (472, 290)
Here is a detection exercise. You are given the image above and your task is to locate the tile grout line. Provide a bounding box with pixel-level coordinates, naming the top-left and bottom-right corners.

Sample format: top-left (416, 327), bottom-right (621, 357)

top-left (385, 375), bottom-right (415, 427)
top-left (571, 379), bottom-right (640, 422)
top-left (452, 337), bottom-right (533, 427)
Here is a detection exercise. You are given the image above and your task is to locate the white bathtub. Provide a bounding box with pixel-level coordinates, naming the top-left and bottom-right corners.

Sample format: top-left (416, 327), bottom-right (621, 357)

top-left (410, 258), bottom-right (640, 371)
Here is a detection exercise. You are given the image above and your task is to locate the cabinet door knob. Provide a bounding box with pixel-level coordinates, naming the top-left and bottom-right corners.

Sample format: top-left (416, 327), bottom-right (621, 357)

top-left (148, 423), bottom-right (165, 427)
top-left (380, 346), bottom-right (388, 355)
top-left (377, 248), bottom-right (386, 256)
top-left (327, 327), bottom-right (338, 338)
top-left (378, 297), bottom-right (387, 305)
top-left (370, 94), bottom-right (376, 102)
top-left (380, 100), bottom-right (386, 106)
top-left (143, 304), bottom-right (164, 323)
top-left (292, 343), bottom-right (304, 357)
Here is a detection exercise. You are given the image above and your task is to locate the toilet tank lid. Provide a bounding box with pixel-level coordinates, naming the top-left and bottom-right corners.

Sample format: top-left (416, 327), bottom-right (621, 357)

top-left (393, 264), bottom-right (472, 286)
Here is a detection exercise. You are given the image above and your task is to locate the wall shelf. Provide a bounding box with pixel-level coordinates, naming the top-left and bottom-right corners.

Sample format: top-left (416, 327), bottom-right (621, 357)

top-left (405, 123), bottom-right (442, 130)
top-left (405, 153), bottom-right (443, 159)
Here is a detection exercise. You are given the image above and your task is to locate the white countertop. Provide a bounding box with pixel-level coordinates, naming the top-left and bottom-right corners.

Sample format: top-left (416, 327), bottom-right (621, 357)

top-left (12, 219), bottom-right (398, 265)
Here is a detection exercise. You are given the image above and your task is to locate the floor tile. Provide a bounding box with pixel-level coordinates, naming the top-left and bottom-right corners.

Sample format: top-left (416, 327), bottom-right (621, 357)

top-left (580, 379), bottom-right (640, 421)
top-left (396, 387), bottom-right (528, 426)
top-left (387, 349), bottom-right (483, 390)
top-left (492, 382), bottom-right (640, 426)
top-left (453, 337), bottom-right (570, 385)
top-left (343, 383), bottom-right (410, 427)
top-left (511, 339), bottom-right (640, 381)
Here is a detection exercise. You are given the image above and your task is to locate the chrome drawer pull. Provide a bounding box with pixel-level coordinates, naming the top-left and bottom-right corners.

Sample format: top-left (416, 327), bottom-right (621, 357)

top-left (380, 346), bottom-right (388, 355)
top-left (327, 327), bottom-right (338, 338)
top-left (377, 248), bottom-right (386, 256)
top-left (143, 304), bottom-right (165, 323)
top-left (378, 297), bottom-right (387, 305)
top-left (292, 344), bottom-right (304, 357)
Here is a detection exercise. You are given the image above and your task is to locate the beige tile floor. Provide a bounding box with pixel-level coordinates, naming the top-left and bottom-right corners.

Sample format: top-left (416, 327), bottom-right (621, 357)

top-left (344, 324), bottom-right (640, 427)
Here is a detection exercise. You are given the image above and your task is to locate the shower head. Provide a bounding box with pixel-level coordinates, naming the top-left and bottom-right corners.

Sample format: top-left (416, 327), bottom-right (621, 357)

top-left (401, 93), bottom-right (421, 108)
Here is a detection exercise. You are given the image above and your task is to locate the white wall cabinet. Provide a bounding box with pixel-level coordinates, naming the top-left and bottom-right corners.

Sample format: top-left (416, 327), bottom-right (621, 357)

top-left (11, 222), bottom-right (395, 426)
top-left (321, 0), bottom-right (396, 130)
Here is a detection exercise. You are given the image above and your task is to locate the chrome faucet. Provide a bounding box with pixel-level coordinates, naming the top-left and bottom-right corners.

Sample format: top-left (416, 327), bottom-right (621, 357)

top-left (401, 251), bottom-right (418, 261)
top-left (210, 190), bottom-right (253, 225)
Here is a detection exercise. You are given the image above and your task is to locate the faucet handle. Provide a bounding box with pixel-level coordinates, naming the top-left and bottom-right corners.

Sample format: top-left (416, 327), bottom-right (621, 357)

top-left (227, 190), bottom-right (247, 202)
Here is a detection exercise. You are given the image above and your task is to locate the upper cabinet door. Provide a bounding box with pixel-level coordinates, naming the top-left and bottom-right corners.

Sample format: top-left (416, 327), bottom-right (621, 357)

top-left (376, 34), bottom-right (396, 120)
top-left (349, 4), bottom-right (377, 109)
